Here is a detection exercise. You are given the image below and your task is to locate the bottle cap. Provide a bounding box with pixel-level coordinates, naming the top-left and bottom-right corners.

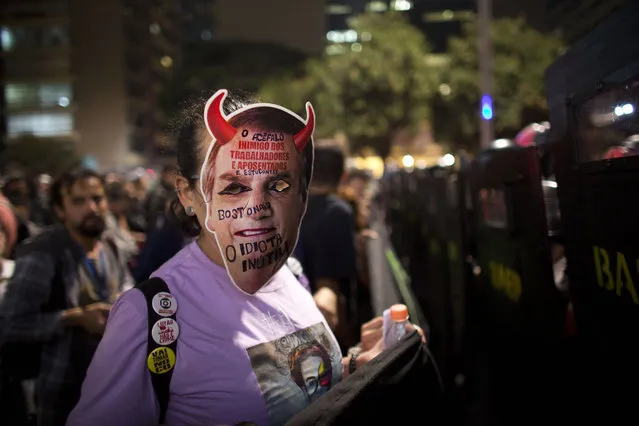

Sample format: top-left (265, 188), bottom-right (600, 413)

top-left (390, 304), bottom-right (409, 322)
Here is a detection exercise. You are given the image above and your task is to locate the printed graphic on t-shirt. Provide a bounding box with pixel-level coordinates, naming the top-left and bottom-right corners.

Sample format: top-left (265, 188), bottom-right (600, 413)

top-left (246, 322), bottom-right (342, 426)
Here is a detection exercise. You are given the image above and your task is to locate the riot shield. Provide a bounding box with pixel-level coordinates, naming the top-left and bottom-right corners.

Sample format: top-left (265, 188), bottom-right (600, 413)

top-left (384, 168), bottom-right (431, 319)
top-left (427, 165), bottom-right (475, 390)
top-left (466, 145), bottom-right (567, 424)
top-left (546, 2), bottom-right (639, 418)
top-left (393, 168), bottom-right (428, 303)
top-left (415, 167), bottom-right (455, 384)
top-left (386, 169), bottom-right (420, 264)
top-left (443, 167), bottom-right (473, 376)
top-left (469, 146), bottom-right (565, 341)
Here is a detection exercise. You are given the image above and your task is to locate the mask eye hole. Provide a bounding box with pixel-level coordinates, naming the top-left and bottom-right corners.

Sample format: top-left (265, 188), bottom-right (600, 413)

top-left (218, 183), bottom-right (250, 196)
top-left (270, 180), bottom-right (290, 193)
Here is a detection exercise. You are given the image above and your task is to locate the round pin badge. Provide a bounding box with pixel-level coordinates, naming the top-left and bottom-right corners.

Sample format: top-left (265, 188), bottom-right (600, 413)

top-left (151, 318), bottom-right (180, 346)
top-left (147, 347), bottom-right (176, 374)
top-left (151, 292), bottom-right (177, 317)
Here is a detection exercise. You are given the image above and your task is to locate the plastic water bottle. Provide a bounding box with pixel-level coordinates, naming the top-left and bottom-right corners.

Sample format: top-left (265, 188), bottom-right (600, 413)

top-left (382, 304), bottom-right (409, 349)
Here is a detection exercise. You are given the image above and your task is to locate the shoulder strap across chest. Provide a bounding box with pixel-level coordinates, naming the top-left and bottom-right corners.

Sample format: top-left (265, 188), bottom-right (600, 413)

top-left (136, 277), bottom-right (179, 425)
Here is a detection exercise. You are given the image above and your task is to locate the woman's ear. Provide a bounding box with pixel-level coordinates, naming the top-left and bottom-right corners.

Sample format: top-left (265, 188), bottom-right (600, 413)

top-left (175, 176), bottom-right (196, 209)
top-left (176, 175), bottom-right (214, 232)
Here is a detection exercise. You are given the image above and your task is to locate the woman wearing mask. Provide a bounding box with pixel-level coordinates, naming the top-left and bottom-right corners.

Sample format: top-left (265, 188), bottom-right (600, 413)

top-left (67, 90), bottom-right (412, 426)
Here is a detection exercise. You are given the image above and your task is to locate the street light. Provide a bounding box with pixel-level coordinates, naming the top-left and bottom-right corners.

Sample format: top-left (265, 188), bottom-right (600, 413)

top-left (402, 154), bottom-right (415, 168)
top-left (478, 0), bottom-right (494, 149)
top-left (481, 95), bottom-right (493, 120)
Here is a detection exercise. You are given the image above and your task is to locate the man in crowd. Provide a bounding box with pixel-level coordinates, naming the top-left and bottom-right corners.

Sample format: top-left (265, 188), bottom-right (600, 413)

top-left (0, 167), bottom-right (134, 426)
top-left (295, 143), bottom-right (359, 350)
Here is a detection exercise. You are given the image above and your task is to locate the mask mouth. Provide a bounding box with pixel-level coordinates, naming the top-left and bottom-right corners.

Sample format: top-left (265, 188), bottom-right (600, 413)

top-left (234, 227), bottom-right (276, 237)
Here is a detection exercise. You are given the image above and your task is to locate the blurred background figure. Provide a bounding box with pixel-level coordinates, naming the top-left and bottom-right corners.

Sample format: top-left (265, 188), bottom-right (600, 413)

top-left (144, 165), bottom-right (178, 233)
top-left (133, 196), bottom-right (187, 283)
top-left (103, 181), bottom-right (142, 267)
top-left (1, 174), bottom-right (41, 250)
top-left (0, 193), bottom-right (23, 425)
top-left (31, 174), bottom-right (56, 227)
top-left (123, 169), bottom-right (149, 234)
top-left (0, 193), bottom-right (18, 290)
top-left (339, 168), bottom-right (377, 322)
top-left (1, 168), bottom-right (134, 426)
top-left (296, 143), bottom-right (359, 351)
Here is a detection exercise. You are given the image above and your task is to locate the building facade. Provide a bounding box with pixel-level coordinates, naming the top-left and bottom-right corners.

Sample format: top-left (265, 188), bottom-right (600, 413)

top-left (1, 0), bottom-right (179, 171)
top-left (212, 0), bottom-right (326, 56)
top-left (325, 0), bottom-right (474, 56)
top-left (545, 0), bottom-right (628, 43)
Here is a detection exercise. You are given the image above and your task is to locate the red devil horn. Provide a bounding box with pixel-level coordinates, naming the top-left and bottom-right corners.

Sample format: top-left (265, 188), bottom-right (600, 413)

top-left (293, 102), bottom-right (315, 151)
top-left (204, 90), bottom-right (237, 144)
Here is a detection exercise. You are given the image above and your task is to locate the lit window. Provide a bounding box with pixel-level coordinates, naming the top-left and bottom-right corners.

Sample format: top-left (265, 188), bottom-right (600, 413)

top-left (439, 84), bottom-right (451, 96)
top-left (366, 1), bottom-right (388, 12)
top-left (160, 56), bottom-right (173, 68)
top-left (326, 4), bottom-right (352, 14)
top-left (5, 83), bottom-right (73, 109)
top-left (327, 30), bottom-right (357, 44)
top-left (391, 0), bottom-right (412, 11)
top-left (1, 27), bottom-right (15, 51)
top-left (2, 27), bottom-right (31, 51)
top-left (40, 84), bottom-right (71, 106)
top-left (1, 25), bottom-right (69, 51)
top-left (58, 97), bottom-right (70, 107)
top-left (424, 10), bottom-right (474, 23)
top-left (8, 112), bottom-right (74, 137)
top-left (149, 23), bottom-right (161, 35)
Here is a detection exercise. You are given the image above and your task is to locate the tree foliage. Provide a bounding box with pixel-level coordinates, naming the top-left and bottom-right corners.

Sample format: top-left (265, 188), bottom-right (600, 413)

top-left (436, 17), bottom-right (564, 151)
top-left (260, 12), bottom-right (438, 158)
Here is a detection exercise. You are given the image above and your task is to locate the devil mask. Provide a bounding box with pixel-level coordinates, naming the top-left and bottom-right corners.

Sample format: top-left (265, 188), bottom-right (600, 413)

top-left (200, 89), bottom-right (315, 293)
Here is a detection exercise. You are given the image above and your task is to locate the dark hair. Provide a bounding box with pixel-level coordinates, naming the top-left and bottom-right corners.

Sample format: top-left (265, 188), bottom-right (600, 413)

top-left (161, 164), bottom-right (179, 174)
top-left (50, 167), bottom-right (104, 211)
top-left (105, 181), bottom-right (130, 203)
top-left (311, 144), bottom-right (345, 188)
top-left (347, 169), bottom-right (371, 183)
top-left (169, 90), bottom-right (261, 236)
top-left (2, 176), bottom-right (29, 206)
top-left (202, 107), bottom-right (314, 202)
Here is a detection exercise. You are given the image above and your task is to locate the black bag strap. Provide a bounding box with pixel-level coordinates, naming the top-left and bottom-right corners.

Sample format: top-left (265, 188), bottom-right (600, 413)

top-left (136, 277), bottom-right (179, 425)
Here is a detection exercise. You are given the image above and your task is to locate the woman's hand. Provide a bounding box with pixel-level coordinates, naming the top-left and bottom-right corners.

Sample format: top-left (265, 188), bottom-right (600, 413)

top-left (341, 317), bottom-right (383, 378)
top-left (359, 316), bottom-right (383, 352)
top-left (406, 322), bottom-right (426, 344)
top-left (343, 316), bottom-right (426, 377)
top-left (360, 316), bottom-right (426, 352)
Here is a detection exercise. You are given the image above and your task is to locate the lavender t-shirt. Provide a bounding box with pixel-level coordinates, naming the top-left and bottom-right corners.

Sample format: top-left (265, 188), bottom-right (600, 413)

top-left (67, 242), bottom-right (343, 426)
